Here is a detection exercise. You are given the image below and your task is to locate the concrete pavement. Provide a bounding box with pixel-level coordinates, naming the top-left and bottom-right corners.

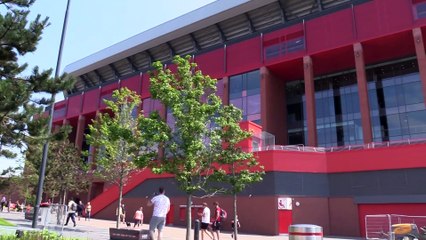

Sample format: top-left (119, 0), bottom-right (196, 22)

top-left (0, 211), bottom-right (361, 240)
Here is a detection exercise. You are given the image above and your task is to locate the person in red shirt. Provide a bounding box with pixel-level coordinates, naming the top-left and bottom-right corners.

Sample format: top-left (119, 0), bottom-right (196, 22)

top-left (212, 202), bottom-right (221, 240)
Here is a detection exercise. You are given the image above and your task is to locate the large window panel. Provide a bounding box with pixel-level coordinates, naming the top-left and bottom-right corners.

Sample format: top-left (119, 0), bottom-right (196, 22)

top-left (383, 86), bottom-right (398, 108)
top-left (247, 94), bottom-right (261, 115)
top-left (404, 81), bottom-right (424, 105)
top-left (368, 59), bottom-right (426, 142)
top-left (143, 98), bottom-right (162, 117)
top-left (407, 110), bottom-right (426, 134)
top-left (229, 75), bottom-right (243, 99)
top-left (229, 70), bottom-right (261, 125)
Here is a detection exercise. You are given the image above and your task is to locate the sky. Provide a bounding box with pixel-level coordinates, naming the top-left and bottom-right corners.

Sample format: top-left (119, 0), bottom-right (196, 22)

top-left (1, 0), bottom-right (216, 172)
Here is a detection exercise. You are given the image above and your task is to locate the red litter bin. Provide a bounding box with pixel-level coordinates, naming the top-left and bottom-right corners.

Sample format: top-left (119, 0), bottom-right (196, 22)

top-left (289, 224), bottom-right (323, 240)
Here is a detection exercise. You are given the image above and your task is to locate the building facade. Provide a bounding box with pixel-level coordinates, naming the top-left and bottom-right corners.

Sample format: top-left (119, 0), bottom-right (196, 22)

top-left (55, 0), bottom-right (426, 236)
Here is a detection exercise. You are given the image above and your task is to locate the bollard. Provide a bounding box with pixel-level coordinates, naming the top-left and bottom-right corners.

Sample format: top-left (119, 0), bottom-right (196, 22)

top-left (289, 224), bottom-right (323, 240)
top-left (194, 219), bottom-right (200, 240)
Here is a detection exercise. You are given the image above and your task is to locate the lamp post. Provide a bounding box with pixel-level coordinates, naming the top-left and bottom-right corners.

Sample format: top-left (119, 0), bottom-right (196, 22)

top-left (32, 0), bottom-right (71, 228)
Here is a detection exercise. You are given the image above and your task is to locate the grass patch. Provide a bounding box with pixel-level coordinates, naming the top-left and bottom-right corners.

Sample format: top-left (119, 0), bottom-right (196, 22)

top-left (0, 218), bottom-right (15, 226)
top-left (0, 229), bottom-right (86, 240)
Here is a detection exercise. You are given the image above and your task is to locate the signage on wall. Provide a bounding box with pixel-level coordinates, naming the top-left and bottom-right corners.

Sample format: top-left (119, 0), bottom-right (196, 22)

top-left (278, 197), bottom-right (292, 210)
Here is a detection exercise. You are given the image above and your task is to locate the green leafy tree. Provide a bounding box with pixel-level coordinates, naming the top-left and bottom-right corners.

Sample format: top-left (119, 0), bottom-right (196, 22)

top-left (212, 106), bottom-right (264, 240)
top-left (136, 55), bottom-right (261, 240)
top-left (0, 0), bottom-right (74, 159)
top-left (24, 128), bottom-right (90, 204)
top-left (86, 87), bottom-right (147, 229)
top-left (0, 166), bottom-right (24, 210)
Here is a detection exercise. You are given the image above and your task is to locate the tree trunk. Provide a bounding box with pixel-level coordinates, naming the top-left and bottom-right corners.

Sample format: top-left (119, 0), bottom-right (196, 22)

top-left (62, 190), bottom-right (67, 205)
top-left (185, 194), bottom-right (192, 240)
top-left (117, 180), bottom-right (124, 229)
top-left (233, 193), bottom-right (238, 240)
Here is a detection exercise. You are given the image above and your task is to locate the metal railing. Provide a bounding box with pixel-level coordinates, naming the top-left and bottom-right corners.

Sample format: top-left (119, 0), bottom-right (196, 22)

top-left (365, 214), bottom-right (426, 240)
top-left (254, 138), bottom-right (426, 153)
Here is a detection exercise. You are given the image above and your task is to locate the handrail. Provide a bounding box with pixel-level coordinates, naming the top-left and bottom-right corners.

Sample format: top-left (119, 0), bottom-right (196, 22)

top-left (256, 138), bottom-right (426, 153)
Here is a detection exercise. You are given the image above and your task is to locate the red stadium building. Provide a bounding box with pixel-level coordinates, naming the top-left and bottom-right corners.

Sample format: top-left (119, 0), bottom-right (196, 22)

top-left (56, 0), bottom-right (426, 236)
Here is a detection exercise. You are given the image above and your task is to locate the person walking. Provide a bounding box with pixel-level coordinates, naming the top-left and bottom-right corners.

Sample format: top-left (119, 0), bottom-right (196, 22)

top-left (116, 203), bottom-right (126, 224)
top-left (212, 202), bottom-right (222, 240)
top-left (64, 198), bottom-right (77, 227)
top-left (148, 187), bottom-right (170, 240)
top-left (231, 215), bottom-right (241, 239)
top-left (1, 196), bottom-right (6, 212)
top-left (133, 206), bottom-right (144, 228)
top-left (199, 202), bottom-right (214, 240)
top-left (76, 201), bottom-right (84, 221)
top-left (85, 202), bottom-right (92, 221)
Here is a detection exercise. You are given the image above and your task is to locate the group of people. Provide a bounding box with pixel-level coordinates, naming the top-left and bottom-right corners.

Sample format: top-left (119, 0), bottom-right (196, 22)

top-left (1, 196), bottom-right (25, 212)
top-left (115, 187), bottom-right (171, 240)
top-left (199, 201), bottom-right (235, 240)
top-left (60, 187), bottom-right (238, 240)
top-left (116, 203), bottom-right (144, 228)
top-left (64, 199), bottom-right (92, 227)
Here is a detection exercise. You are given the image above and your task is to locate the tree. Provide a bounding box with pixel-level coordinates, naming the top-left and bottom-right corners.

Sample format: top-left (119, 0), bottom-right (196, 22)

top-left (25, 136), bottom-right (90, 204)
top-left (0, 166), bottom-right (24, 210)
top-left (136, 55), bottom-right (258, 240)
top-left (0, 0), bottom-right (74, 159)
top-left (212, 106), bottom-right (264, 240)
top-left (86, 87), bottom-right (147, 229)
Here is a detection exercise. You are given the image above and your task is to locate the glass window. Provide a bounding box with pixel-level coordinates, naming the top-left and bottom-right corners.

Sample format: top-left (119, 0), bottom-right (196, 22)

top-left (229, 70), bottom-right (261, 125)
top-left (368, 59), bottom-right (426, 142)
top-left (142, 98), bottom-right (162, 117)
top-left (404, 81), bottom-right (424, 105)
top-left (229, 75), bottom-right (243, 99)
top-left (407, 110), bottom-right (426, 134)
top-left (247, 94), bottom-right (261, 115)
top-left (383, 86), bottom-right (398, 108)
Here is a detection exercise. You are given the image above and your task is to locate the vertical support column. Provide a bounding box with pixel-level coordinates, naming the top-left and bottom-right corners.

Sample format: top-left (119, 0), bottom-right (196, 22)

top-left (87, 145), bottom-right (96, 202)
top-left (303, 56), bottom-right (317, 147)
top-left (260, 67), bottom-right (287, 145)
top-left (222, 76), bottom-right (229, 106)
top-left (413, 28), bottom-right (426, 105)
top-left (354, 43), bottom-right (373, 144)
top-left (74, 115), bottom-right (86, 150)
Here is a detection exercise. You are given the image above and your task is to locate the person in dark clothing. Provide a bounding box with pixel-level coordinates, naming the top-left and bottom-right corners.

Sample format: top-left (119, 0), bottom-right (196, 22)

top-left (76, 201), bottom-right (85, 221)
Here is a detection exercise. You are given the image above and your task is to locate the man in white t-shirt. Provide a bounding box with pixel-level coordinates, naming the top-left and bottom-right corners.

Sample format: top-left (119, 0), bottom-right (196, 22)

top-left (65, 199), bottom-right (77, 227)
top-left (199, 202), bottom-right (214, 240)
top-left (148, 187), bottom-right (170, 240)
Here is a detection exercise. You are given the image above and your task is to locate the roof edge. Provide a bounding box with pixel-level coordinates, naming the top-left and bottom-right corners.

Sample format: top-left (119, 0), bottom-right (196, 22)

top-left (64, 0), bottom-right (276, 76)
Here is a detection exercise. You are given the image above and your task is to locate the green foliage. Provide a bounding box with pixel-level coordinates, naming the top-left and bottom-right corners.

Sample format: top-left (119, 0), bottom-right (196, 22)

top-left (211, 105), bottom-right (264, 194)
top-left (86, 87), bottom-right (147, 228)
top-left (137, 55), bottom-right (225, 194)
top-left (137, 55), bottom-right (264, 240)
top-left (24, 128), bottom-right (90, 202)
top-left (0, 218), bottom-right (15, 226)
top-left (0, 229), bottom-right (84, 240)
top-left (138, 55), bottom-right (264, 194)
top-left (87, 88), bottom-right (144, 184)
top-left (0, 0), bottom-right (75, 159)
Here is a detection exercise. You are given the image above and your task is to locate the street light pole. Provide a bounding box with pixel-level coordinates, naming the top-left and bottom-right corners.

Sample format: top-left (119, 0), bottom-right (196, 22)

top-left (32, 0), bottom-right (71, 228)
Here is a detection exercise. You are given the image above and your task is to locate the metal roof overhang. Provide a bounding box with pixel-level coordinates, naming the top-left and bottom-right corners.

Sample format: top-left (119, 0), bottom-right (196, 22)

top-left (64, 0), bottom-right (276, 77)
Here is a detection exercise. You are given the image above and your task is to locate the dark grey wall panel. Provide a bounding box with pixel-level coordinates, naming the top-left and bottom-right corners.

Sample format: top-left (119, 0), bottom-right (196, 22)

top-left (122, 168), bottom-right (426, 201)
top-left (124, 178), bottom-right (186, 198)
top-left (329, 168), bottom-right (426, 196)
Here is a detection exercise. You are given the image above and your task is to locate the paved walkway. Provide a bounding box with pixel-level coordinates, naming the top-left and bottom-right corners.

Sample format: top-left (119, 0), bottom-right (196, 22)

top-left (0, 211), bottom-right (360, 240)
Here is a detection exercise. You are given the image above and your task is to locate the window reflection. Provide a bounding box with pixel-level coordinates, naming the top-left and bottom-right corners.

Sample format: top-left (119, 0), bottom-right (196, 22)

top-left (229, 70), bottom-right (261, 125)
top-left (142, 98), bottom-right (162, 117)
top-left (367, 59), bottom-right (426, 142)
top-left (286, 72), bottom-right (363, 147)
